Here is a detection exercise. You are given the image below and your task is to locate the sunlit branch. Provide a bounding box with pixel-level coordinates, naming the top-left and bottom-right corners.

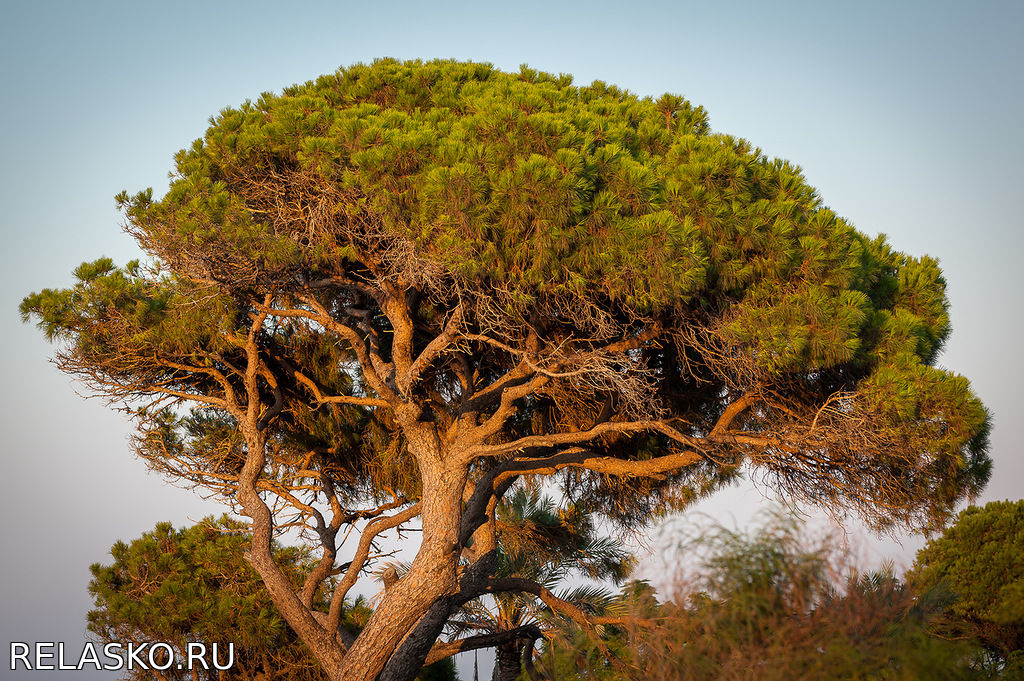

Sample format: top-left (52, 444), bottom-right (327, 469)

top-left (422, 624), bottom-right (543, 665)
top-left (328, 503), bottom-right (422, 632)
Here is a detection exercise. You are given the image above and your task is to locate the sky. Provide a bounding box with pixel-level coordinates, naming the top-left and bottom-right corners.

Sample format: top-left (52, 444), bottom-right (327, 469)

top-left (1, 0), bottom-right (1021, 678)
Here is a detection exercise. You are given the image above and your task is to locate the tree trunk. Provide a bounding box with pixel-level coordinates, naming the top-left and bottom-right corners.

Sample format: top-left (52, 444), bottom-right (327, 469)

top-left (337, 432), bottom-right (470, 681)
top-left (491, 642), bottom-right (523, 681)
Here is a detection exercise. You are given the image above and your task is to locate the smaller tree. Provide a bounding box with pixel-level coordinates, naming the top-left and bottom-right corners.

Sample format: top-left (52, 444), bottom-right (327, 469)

top-left (908, 499), bottom-right (1024, 671)
top-left (537, 581), bottom-right (658, 681)
top-left (448, 488), bottom-right (633, 681)
top-left (88, 516), bottom-right (333, 681)
top-left (88, 518), bottom-right (456, 681)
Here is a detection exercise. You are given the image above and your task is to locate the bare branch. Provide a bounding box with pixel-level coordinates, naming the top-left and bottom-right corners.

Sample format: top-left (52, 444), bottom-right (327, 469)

top-left (466, 419), bottom-right (702, 460)
top-left (422, 624), bottom-right (543, 665)
top-left (403, 301), bottom-right (465, 394)
top-left (328, 503), bottom-right (422, 631)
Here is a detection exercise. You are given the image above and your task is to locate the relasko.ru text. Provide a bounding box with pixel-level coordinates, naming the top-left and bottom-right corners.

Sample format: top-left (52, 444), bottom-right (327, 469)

top-left (9, 641), bottom-right (234, 671)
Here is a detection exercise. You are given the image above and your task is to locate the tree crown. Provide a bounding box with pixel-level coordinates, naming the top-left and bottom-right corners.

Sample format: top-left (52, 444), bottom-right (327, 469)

top-left (23, 58), bottom-right (988, 530)
top-left (908, 499), bottom-right (1024, 660)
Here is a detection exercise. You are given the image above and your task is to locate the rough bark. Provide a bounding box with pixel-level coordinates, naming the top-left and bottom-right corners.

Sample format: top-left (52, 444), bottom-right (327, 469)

top-left (337, 429), bottom-right (469, 681)
top-left (492, 643), bottom-right (522, 681)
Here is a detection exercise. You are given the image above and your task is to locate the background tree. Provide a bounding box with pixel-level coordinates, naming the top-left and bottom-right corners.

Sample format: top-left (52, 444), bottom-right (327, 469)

top-left (88, 516), bottom-right (336, 681)
top-left (444, 488), bottom-right (633, 681)
top-left (538, 580), bottom-right (659, 681)
top-left (542, 511), bottom-right (983, 681)
top-left (89, 517), bottom-right (457, 681)
top-left (23, 58), bottom-right (990, 681)
top-left (908, 499), bottom-right (1024, 673)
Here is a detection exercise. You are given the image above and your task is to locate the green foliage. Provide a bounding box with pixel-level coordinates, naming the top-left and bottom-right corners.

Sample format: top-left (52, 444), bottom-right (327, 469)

top-left (535, 582), bottom-right (658, 681)
top-left (908, 500), bottom-right (1024, 665)
top-left (494, 488), bottom-right (634, 585)
top-left (22, 58), bottom-right (990, 534)
top-left (87, 516), bottom-right (332, 680)
top-left (451, 489), bottom-right (633, 680)
top-left (20, 58), bottom-right (995, 681)
top-left (416, 656), bottom-right (459, 681)
top-left (88, 518), bottom-right (458, 681)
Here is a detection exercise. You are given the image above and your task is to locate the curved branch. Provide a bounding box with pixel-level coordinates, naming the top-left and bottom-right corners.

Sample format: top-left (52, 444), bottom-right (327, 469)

top-left (159, 356), bottom-right (242, 411)
top-left (467, 419), bottom-right (702, 459)
top-left (481, 577), bottom-right (641, 677)
top-left (464, 372), bottom-right (551, 447)
top-left (300, 472), bottom-right (344, 609)
top-left (403, 302), bottom-right (465, 395)
top-left (458, 442), bottom-right (706, 547)
top-left (710, 393), bottom-right (756, 436)
top-left (263, 299), bottom-right (401, 406)
top-left (496, 448), bottom-right (705, 482)
top-left (422, 624), bottom-right (543, 665)
top-left (328, 503), bottom-right (422, 631)
top-left (291, 367), bottom-right (392, 408)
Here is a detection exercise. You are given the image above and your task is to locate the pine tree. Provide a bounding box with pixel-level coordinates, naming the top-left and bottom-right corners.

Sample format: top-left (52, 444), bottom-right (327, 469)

top-left (87, 517), bottom-right (335, 681)
top-left (24, 59), bottom-right (990, 681)
top-left (908, 500), bottom-right (1024, 673)
top-left (89, 518), bottom-right (457, 681)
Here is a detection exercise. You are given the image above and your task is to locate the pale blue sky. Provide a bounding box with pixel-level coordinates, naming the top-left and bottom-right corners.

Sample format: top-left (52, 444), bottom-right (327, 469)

top-left (2, 1), bottom-right (1021, 678)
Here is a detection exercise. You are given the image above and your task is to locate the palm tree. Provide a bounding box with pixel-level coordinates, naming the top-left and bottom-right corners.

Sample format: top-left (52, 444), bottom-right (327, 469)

top-left (451, 488), bottom-right (634, 681)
